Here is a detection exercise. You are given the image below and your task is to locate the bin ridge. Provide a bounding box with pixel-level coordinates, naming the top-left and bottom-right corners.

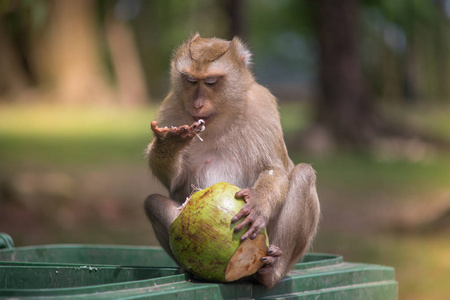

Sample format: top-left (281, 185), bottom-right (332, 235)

top-left (0, 235), bottom-right (398, 299)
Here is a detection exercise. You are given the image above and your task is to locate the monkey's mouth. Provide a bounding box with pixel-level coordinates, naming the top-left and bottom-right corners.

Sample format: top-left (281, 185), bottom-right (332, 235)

top-left (193, 115), bottom-right (212, 124)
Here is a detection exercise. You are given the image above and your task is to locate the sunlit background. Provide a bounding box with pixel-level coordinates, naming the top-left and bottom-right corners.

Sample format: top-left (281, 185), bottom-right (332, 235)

top-left (1, 1), bottom-right (450, 299)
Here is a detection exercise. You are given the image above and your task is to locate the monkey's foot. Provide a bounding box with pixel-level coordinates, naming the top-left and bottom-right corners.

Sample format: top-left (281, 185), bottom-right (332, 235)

top-left (253, 244), bottom-right (283, 288)
top-left (259, 244), bottom-right (282, 274)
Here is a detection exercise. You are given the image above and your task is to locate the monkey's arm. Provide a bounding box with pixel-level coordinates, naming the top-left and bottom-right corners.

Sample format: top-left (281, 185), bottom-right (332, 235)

top-left (232, 167), bottom-right (289, 241)
top-left (147, 120), bottom-right (203, 189)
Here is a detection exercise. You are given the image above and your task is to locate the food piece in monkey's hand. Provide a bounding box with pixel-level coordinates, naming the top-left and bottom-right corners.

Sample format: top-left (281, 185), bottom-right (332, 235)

top-left (194, 119), bottom-right (205, 141)
top-left (169, 182), bottom-right (269, 283)
top-left (197, 119), bottom-right (206, 130)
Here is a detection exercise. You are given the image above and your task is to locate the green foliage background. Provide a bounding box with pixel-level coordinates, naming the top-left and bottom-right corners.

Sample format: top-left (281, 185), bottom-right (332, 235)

top-left (1, 1), bottom-right (450, 299)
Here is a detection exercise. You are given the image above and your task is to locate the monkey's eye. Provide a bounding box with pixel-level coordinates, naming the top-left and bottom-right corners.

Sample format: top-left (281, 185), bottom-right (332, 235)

top-left (204, 76), bottom-right (219, 87)
top-left (184, 75), bottom-right (198, 85)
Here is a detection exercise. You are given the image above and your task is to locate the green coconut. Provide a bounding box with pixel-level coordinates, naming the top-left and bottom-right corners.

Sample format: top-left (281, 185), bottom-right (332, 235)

top-left (169, 182), bottom-right (269, 282)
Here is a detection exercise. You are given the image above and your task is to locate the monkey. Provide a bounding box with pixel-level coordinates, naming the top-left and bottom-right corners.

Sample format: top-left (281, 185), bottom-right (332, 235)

top-left (144, 33), bottom-right (320, 289)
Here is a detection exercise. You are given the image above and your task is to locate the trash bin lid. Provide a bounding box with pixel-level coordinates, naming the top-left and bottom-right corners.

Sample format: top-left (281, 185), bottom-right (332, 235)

top-left (0, 233), bottom-right (397, 299)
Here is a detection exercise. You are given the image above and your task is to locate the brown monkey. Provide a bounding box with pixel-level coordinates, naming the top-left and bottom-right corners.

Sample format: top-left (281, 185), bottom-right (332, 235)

top-left (145, 34), bottom-right (320, 289)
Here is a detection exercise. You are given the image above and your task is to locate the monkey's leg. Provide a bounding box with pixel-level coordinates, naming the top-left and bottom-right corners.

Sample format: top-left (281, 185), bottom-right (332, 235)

top-left (144, 194), bottom-right (181, 264)
top-left (256, 163), bottom-right (320, 289)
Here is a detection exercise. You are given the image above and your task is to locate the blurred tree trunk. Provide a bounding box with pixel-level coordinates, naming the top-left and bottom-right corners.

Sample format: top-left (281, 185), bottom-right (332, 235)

top-left (402, 38), bottom-right (421, 103)
top-left (0, 15), bottom-right (31, 99)
top-left (0, 7), bottom-right (35, 101)
top-left (42, 0), bottom-right (112, 104)
top-left (105, 16), bottom-right (150, 106)
top-left (220, 0), bottom-right (247, 40)
top-left (434, 10), bottom-right (450, 103)
top-left (311, 0), bottom-right (377, 148)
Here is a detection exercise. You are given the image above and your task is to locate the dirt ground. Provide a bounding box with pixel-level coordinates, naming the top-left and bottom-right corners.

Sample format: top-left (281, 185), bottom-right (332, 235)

top-left (2, 162), bottom-right (447, 244)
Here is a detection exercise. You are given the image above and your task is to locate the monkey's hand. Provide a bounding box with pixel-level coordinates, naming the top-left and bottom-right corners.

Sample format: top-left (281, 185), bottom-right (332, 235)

top-left (151, 120), bottom-right (205, 142)
top-left (232, 188), bottom-right (268, 242)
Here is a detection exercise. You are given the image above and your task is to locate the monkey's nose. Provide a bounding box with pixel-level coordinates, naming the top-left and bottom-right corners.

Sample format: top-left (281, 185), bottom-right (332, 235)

top-left (193, 103), bottom-right (204, 110)
top-left (193, 97), bottom-right (206, 110)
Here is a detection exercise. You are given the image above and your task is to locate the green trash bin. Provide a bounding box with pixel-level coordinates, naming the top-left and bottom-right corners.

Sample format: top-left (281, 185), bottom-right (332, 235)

top-left (0, 233), bottom-right (397, 299)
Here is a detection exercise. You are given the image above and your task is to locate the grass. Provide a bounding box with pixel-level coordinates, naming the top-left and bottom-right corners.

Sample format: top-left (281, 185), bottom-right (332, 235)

top-left (0, 104), bottom-right (158, 166)
top-left (1, 102), bottom-right (450, 299)
top-left (302, 152), bottom-right (450, 194)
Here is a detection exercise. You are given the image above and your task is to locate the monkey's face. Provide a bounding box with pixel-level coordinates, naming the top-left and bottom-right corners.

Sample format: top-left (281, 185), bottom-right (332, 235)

top-left (171, 34), bottom-right (253, 127)
top-left (181, 71), bottom-right (222, 123)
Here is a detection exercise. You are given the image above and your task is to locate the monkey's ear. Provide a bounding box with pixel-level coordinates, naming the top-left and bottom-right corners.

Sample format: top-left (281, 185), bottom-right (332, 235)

top-left (190, 32), bottom-right (201, 43)
top-left (230, 37), bottom-right (252, 68)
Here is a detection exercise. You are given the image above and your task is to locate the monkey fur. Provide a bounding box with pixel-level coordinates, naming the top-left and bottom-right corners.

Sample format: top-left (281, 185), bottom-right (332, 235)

top-left (145, 34), bottom-right (320, 289)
